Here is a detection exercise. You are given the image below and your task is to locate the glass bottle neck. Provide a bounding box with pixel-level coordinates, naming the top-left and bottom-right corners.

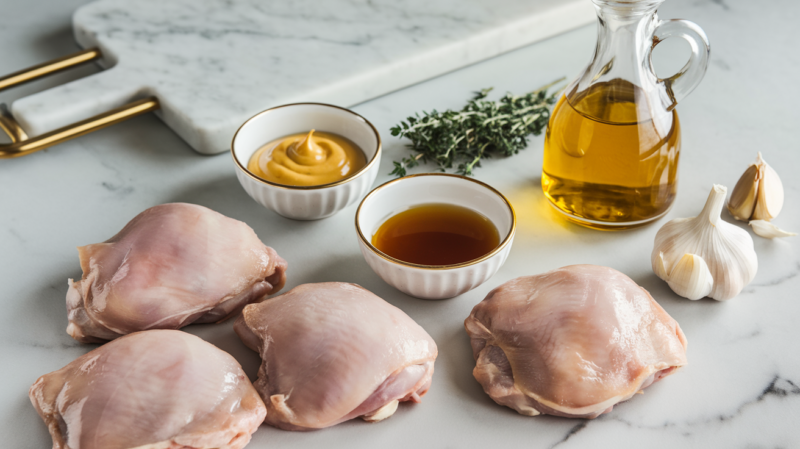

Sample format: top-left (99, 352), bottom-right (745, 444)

top-left (587, 3), bottom-right (659, 87)
top-left (566, 0), bottom-right (674, 123)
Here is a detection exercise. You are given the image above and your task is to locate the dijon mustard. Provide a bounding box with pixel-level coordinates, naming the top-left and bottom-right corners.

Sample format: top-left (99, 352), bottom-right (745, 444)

top-left (247, 130), bottom-right (366, 186)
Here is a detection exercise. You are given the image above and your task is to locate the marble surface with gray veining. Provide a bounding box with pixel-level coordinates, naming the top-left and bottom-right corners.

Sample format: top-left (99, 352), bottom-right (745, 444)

top-left (9, 0), bottom-right (594, 154)
top-left (1, 0), bottom-right (799, 448)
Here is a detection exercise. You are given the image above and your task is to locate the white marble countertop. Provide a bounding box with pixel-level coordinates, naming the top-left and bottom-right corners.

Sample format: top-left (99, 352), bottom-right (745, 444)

top-left (1, 0), bottom-right (798, 448)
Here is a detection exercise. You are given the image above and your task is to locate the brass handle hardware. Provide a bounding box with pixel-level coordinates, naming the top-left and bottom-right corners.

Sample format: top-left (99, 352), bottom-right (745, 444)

top-left (0, 48), bottom-right (101, 91)
top-left (0, 48), bottom-right (161, 159)
top-left (0, 98), bottom-right (160, 159)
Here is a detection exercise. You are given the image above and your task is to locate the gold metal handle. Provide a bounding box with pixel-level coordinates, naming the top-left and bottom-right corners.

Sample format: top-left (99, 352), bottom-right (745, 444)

top-left (0, 48), bottom-right (161, 159)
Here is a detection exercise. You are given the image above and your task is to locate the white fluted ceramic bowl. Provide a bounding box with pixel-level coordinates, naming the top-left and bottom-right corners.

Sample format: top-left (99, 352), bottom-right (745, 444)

top-left (356, 174), bottom-right (516, 300)
top-left (231, 103), bottom-right (381, 220)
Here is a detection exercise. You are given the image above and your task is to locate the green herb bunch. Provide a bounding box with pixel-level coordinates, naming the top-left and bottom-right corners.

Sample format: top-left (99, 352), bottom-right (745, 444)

top-left (389, 78), bottom-right (564, 177)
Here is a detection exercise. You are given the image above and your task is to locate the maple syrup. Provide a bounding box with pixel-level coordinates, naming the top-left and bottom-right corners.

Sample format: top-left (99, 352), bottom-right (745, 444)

top-left (372, 203), bottom-right (500, 266)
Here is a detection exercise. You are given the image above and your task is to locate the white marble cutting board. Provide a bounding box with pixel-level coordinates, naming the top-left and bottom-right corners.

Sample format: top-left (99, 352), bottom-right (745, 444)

top-left (9, 0), bottom-right (594, 154)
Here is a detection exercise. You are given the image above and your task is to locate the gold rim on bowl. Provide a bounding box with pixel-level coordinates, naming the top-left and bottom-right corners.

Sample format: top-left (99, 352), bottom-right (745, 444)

top-left (355, 173), bottom-right (517, 271)
top-left (230, 102), bottom-right (382, 190)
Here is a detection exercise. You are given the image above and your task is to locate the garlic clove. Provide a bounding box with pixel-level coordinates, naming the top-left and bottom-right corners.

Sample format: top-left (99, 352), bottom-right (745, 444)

top-left (666, 253), bottom-right (714, 300)
top-left (652, 184), bottom-right (758, 301)
top-left (654, 252), bottom-right (670, 281)
top-left (727, 164), bottom-right (759, 221)
top-left (751, 153), bottom-right (784, 221)
top-left (728, 152), bottom-right (785, 222)
top-left (749, 220), bottom-right (796, 239)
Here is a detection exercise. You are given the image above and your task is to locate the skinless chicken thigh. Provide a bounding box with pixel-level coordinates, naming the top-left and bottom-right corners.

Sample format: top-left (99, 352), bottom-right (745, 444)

top-left (234, 282), bottom-right (438, 430)
top-left (465, 265), bottom-right (688, 418)
top-left (66, 203), bottom-right (287, 343)
top-left (29, 330), bottom-right (266, 449)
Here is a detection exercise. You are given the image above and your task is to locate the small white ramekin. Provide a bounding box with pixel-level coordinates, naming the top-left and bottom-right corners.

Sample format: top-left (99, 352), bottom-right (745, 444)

top-left (355, 173), bottom-right (516, 300)
top-left (231, 103), bottom-right (382, 220)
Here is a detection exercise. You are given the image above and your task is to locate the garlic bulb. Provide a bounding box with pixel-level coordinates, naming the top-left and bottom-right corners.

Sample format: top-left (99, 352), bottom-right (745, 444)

top-left (749, 220), bottom-right (797, 239)
top-left (652, 185), bottom-right (758, 301)
top-left (728, 152), bottom-right (784, 221)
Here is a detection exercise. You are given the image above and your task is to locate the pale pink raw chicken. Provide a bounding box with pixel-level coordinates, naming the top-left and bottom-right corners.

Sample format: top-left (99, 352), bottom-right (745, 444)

top-left (234, 282), bottom-right (438, 430)
top-left (29, 330), bottom-right (267, 449)
top-left (66, 203), bottom-right (287, 343)
top-left (465, 265), bottom-right (688, 418)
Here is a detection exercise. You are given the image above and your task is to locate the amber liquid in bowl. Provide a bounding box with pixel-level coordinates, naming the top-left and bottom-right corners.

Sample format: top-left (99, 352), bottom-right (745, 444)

top-left (542, 80), bottom-right (681, 230)
top-left (371, 203), bottom-right (500, 266)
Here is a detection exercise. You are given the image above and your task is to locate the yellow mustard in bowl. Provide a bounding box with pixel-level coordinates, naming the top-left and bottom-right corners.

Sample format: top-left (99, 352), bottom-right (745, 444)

top-left (247, 130), bottom-right (367, 186)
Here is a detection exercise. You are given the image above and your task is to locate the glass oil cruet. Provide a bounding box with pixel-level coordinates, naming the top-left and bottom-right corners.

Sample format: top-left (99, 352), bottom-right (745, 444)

top-left (542, 0), bottom-right (710, 230)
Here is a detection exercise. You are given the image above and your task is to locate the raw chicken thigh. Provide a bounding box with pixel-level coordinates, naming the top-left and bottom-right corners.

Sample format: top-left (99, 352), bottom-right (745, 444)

top-left (465, 265), bottom-right (687, 418)
top-left (30, 330), bottom-right (266, 449)
top-left (67, 203), bottom-right (287, 343)
top-left (234, 282), bottom-right (438, 430)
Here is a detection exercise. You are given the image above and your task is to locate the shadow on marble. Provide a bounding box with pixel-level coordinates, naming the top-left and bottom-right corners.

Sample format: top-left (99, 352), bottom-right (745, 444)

top-left (633, 272), bottom-right (686, 304)
top-left (165, 173), bottom-right (351, 226)
top-left (632, 271), bottom-right (724, 310)
top-left (9, 266), bottom-right (84, 352)
top-left (30, 25), bottom-right (86, 60)
top-left (78, 112), bottom-right (196, 161)
top-left (438, 322), bottom-right (503, 410)
top-left (164, 174), bottom-right (281, 224)
top-left (295, 253), bottom-right (382, 289)
top-left (7, 393), bottom-right (52, 449)
top-left (0, 25), bottom-right (99, 107)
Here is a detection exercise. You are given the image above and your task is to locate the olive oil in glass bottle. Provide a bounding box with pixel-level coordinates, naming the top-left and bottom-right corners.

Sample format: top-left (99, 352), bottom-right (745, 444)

top-left (542, 0), bottom-right (709, 230)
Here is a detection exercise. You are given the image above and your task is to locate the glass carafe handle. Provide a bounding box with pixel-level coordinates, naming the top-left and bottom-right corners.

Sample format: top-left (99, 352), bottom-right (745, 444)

top-left (650, 19), bottom-right (711, 109)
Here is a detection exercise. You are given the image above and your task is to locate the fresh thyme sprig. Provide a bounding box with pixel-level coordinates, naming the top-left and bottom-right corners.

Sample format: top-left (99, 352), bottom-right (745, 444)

top-left (389, 77), bottom-right (565, 177)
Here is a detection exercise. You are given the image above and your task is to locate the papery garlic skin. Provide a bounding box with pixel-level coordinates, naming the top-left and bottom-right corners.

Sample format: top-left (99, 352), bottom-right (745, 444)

top-left (728, 152), bottom-right (784, 222)
top-left (653, 185), bottom-right (758, 301)
top-left (749, 220), bottom-right (797, 239)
